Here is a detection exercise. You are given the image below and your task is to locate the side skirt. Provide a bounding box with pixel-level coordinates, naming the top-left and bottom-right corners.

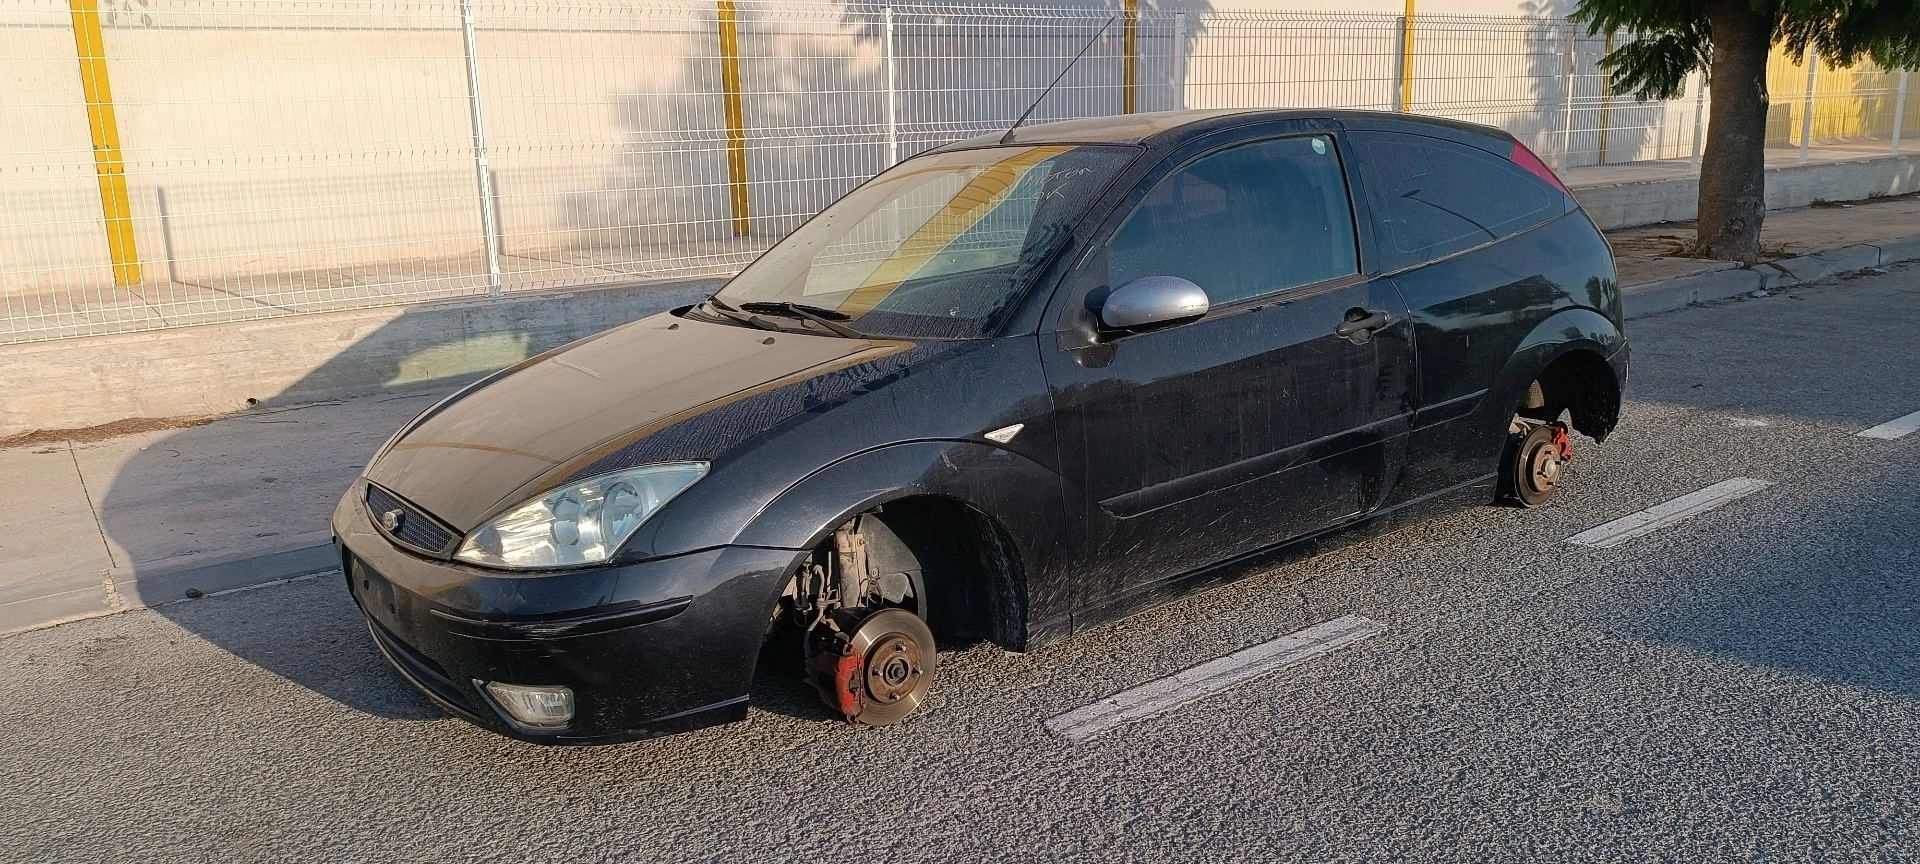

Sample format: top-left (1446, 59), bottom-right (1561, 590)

top-left (1053, 473), bottom-right (1498, 642)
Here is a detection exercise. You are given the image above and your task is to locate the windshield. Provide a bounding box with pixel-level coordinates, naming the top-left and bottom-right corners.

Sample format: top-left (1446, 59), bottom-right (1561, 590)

top-left (711, 144), bottom-right (1136, 339)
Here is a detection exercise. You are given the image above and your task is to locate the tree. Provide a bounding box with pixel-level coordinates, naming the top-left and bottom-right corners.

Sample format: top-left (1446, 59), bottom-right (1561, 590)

top-left (1571, 0), bottom-right (1920, 262)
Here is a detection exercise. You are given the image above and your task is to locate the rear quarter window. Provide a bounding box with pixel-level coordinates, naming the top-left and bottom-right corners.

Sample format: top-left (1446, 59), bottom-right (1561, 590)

top-left (1350, 131), bottom-right (1572, 273)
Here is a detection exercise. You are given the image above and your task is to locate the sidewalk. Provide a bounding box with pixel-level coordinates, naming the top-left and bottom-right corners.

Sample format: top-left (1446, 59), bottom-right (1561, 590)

top-left (3, 194), bottom-right (1917, 636)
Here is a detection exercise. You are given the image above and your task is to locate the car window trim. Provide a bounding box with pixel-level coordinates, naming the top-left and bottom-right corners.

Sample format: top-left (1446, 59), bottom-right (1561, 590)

top-left (1129, 270), bottom-right (1372, 338)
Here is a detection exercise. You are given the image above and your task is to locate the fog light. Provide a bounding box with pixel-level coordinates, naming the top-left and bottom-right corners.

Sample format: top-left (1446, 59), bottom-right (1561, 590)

top-left (481, 681), bottom-right (574, 728)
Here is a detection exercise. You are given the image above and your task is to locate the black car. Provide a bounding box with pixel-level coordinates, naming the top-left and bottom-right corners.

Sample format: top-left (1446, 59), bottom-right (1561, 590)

top-left (334, 109), bottom-right (1626, 744)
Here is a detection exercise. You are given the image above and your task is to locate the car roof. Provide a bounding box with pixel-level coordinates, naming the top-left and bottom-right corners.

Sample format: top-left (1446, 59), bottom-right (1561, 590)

top-left (937, 108), bottom-right (1514, 153)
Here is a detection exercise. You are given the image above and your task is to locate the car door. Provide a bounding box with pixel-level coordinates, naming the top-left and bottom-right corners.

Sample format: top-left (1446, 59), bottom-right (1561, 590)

top-left (1040, 132), bottom-right (1416, 613)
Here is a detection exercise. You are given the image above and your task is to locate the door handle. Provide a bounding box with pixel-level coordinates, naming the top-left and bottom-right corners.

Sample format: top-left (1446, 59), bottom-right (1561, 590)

top-left (1336, 308), bottom-right (1392, 344)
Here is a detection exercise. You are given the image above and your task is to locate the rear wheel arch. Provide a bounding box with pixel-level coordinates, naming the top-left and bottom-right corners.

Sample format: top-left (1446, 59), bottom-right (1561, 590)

top-left (1502, 307), bottom-right (1626, 439)
top-left (1518, 347), bottom-right (1622, 441)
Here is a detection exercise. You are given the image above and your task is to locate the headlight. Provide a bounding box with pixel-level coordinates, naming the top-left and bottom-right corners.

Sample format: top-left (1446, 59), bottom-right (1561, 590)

top-left (454, 462), bottom-right (708, 569)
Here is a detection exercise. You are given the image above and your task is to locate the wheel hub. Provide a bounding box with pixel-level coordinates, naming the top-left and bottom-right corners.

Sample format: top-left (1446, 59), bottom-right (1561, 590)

top-left (1507, 421), bottom-right (1573, 507)
top-left (1529, 444), bottom-right (1561, 489)
top-left (864, 635), bottom-right (925, 704)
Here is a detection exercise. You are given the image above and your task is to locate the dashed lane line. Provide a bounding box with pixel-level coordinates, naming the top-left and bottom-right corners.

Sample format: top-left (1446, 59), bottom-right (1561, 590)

top-left (1859, 409), bottom-right (1920, 440)
top-left (1565, 477), bottom-right (1774, 549)
top-left (1044, 614), bottom-right (1385, 744)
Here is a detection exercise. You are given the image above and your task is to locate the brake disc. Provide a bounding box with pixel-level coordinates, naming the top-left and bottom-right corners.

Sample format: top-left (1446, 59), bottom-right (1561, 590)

top-left (838, 608), bottom-right (937, 726)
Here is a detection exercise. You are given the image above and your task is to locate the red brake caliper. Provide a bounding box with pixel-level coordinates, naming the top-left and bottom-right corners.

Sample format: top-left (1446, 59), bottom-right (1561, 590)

top-left (1548, 422), bottom-right (1573, 461)
top-left (807, 635), bottom-right (863, 720)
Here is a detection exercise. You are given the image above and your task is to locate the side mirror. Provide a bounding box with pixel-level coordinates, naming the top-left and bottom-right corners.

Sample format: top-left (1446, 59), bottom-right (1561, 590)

top-left (1098, 276), bottom-right (1210, 332)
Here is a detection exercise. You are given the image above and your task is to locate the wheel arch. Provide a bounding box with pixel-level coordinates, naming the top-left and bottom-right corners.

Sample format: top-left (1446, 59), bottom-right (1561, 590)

top-left (1501, 306), bottom-right (1628, 441)
top-left (731, 440), bottom-right (1069, 651)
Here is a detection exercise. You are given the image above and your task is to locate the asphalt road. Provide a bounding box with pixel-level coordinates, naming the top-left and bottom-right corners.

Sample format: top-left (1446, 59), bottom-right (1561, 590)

top-left (5, 265), bottom-right (1919, 862)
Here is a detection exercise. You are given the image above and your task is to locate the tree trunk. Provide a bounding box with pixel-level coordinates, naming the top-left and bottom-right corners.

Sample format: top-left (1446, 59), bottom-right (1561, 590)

top-left (1696, 0), bottom-right (1773, 262)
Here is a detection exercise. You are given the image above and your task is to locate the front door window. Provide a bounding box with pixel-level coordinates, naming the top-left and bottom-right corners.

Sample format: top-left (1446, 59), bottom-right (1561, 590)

top-left (1107, 134), bottom-right (1358, 306)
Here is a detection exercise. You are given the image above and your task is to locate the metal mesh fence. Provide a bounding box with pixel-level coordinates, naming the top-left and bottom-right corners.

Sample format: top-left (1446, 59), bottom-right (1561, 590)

top-left (2, 0), bottom-right (1911, 344)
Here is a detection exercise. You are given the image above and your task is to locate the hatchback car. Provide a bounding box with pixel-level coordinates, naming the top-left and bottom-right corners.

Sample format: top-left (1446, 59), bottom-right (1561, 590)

top-left (335, 109), bottom-right (1626, 743)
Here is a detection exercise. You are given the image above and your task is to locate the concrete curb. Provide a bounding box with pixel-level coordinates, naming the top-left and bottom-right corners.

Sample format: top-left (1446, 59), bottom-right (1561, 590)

top-left (110, 534), bottom-right (340, 609)
top-left (1622, 235), bottom-right (1920, 320)
top-left (1573, 152), bottom-right (1920, 231)
top-left (0, 536), bottom-right (341, 637)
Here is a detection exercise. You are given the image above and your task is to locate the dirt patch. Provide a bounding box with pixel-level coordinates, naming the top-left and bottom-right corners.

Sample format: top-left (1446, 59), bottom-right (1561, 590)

top-left (1610, 226), bottom-right (1796, 262)
top-left (1813, 189), bottom-right (1920, 208)
top-left (0, 414), bottom-right (216, 451)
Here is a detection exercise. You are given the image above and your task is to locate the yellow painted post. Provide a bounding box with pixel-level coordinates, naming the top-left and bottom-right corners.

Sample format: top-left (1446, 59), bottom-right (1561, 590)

top-left (716, 0), bottom-right (750, 236)
top-left (1398, 0), bottom-right (1415, 112)
top-left (69, 0), bottom-right (140, 285)
top-left (1597, 31), bottom-right (1614, 164)
top-left (1123, 0), bottom-right (1138, 114)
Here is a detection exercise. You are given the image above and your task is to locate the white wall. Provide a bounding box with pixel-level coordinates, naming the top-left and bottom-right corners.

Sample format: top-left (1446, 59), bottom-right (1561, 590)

top-left (0, 0), bottom-right (1691, 325)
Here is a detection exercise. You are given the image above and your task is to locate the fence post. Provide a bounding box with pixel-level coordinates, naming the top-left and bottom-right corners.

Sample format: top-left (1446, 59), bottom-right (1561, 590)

top-left (1397, 0), bottom-right (1415, 112)
top-left (458, 0), bottom-right (503, 296)
top-left (1799, 47), bottom-right (1817, 163)
top-left (884, 2), bottom-right (898, 167)
top-left (1122, 0), bottom-right (1138, 113)
top-left (1172, 10), bottom-right (1187, 111)
top-left (68, 0), bottom-right (140, 286)
top-left (717, 0), bottom-right (750, 236)
top-left (1557, 22), bottom-right (1576, 168)
top-left (1893, 69), bottom-right (1908, 154)
top-left (1690, 69), bottom-right (1707, 168)
top-left (1597, 30), bottom-right (1614, 164)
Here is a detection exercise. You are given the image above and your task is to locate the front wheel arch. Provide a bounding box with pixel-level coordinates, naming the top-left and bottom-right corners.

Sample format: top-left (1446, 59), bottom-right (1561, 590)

top-left (732, 440), bottom-right (1068, 651)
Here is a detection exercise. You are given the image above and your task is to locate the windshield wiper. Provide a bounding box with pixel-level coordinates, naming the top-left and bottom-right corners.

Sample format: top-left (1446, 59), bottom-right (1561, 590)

top-left (738, 301), bottom-right (868, 339)
top-left (695, 296), bottom-right (780, 332)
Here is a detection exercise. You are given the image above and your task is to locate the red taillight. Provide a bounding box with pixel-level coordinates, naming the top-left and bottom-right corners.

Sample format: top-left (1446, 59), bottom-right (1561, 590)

top-left (1509, 140), bottom-right (1569, 194)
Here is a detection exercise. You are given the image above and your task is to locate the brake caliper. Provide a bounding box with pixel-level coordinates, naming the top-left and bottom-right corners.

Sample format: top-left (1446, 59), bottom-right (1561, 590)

top-left (1548, 421), bottom-right (1573, 462)
top-left (806, 628), bottom-right (864, 721)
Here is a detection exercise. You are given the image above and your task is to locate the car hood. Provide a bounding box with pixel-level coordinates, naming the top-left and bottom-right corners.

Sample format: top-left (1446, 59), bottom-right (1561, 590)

top-left (364, 313), bottom-right (915, 531)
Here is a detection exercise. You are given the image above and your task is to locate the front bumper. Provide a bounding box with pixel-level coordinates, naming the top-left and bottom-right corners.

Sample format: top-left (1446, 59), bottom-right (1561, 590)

top-left (333, 479), bottom-right (802, 745)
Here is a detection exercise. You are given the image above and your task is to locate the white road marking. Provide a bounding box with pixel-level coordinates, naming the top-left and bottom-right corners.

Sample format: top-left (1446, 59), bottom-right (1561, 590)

top-left (1566, 477), bottom-right (1774, 549)
top-left (1858, 409), bottom-right (1920, 440)
top-left (1044, 614), bottom-right (1385, 744)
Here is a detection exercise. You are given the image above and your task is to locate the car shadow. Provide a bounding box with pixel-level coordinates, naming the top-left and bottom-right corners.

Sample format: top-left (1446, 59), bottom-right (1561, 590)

top-left (100, 281), bottom-right (710, 721)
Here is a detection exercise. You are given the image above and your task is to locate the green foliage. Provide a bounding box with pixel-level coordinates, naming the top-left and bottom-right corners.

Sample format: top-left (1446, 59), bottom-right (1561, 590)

top-left (1571, 0), bottom-right (1920, 102)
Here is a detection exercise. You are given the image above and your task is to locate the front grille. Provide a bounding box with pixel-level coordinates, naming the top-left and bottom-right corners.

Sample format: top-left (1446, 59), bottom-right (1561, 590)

top-left (365, 483), bottom-right (457, 555)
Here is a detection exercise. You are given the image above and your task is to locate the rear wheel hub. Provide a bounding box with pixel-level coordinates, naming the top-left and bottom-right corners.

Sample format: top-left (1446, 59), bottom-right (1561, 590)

top-left (1508, 421), bottom-right (1572, 507)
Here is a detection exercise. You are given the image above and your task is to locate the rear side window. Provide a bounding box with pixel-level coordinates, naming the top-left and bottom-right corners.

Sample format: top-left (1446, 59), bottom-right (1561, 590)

top-left (1349, 131), bottom-right (1571, 272)
top-left (1108, 134), bottom-right (1358, 306)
